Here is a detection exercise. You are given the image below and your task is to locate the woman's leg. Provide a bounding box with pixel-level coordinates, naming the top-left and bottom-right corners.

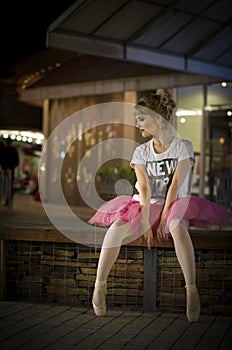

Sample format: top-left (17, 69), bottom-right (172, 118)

top-left (169, 219), bottom-right (200, 321)
top-left (92, 220), bottom-right (131, 315)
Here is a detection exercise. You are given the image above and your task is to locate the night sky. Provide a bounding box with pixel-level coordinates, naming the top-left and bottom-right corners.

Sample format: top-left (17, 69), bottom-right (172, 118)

top-left (1, 1), bottom-right (75, 78)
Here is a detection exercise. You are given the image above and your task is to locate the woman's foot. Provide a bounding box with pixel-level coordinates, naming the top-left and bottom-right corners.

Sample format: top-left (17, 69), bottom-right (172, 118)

top-left (185, 284), bottom-right (201, 322)
top-left (92, 280), bottom-right (107, 316)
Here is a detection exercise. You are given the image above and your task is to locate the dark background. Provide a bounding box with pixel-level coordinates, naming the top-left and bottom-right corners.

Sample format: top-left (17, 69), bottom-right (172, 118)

top-left (0, 1), bottom-right (75, 78)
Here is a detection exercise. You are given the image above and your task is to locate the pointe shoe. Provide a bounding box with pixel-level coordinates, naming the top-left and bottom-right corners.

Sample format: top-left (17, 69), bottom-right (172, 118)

top-left (185, 284), bottom-right (201, 322)
top-left (92, 280), bottom-right (107, 316)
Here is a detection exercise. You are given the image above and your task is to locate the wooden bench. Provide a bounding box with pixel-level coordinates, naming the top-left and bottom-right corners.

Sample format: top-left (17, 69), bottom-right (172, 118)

top-left (1, 225), bottom-right (232, 313)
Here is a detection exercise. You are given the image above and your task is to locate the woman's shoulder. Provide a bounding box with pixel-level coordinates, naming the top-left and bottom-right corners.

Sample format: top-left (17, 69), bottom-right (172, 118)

top-left (172, 137), bottom-right (193, 148)
top-left (171, 137), bottom-right (194, 159)
top-left (182, 138), bottom-right (194, 152)
top-left (136, 138), bottom-right (153, 151)
top-left (132, 139), bottom-right (153, 161)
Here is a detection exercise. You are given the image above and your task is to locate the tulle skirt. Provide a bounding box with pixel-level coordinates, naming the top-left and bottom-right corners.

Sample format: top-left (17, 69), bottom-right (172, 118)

top-left (88, 195), bottom-right (231, 236)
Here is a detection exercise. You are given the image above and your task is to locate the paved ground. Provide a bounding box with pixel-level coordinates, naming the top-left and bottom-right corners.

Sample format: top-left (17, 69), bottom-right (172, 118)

top-left (0, 301), bottom-right (232, 350)
top-left (0, 192), bottom-right (93, 228)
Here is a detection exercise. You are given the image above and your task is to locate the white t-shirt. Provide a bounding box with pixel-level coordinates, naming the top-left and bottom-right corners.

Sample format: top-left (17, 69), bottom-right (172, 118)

top-left (130, 137), bottom-right (194, 203)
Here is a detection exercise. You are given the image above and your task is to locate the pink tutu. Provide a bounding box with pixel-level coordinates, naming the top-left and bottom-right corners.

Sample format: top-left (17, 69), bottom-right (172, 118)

top-left (88, 195), bottom-right (231, 236)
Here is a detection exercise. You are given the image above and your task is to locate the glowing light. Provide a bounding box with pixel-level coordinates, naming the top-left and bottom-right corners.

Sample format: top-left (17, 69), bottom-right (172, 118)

top-left (60, 151), bottom-right (65, 159)
top-left (219, 137), bottom-right (225, 145)
top-left (176, 109), bottom-right (202, 116)
top-left (221, 82), bottom-right (227, 87)
top-left (1, 130), bottom-right (44, 144)
top-left (180, 117), bottom-right (186, 124)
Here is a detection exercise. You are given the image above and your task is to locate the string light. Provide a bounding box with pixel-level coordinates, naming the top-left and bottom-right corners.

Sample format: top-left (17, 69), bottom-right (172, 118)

top-left (0, 130), bottom-right (44, 144)
top-left (20, 62), bottom-right (62, 90)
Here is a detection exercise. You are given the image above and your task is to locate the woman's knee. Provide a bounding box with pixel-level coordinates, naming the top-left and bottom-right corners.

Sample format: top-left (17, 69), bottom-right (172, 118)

top-left (110, 219), bottom-right (126, 229)
top-left (103, 220), bottom-right (130, 248)
top-left (169, 219), bottom-right (189, 237)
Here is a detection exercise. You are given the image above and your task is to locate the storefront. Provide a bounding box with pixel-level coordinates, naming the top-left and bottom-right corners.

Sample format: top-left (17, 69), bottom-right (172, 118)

top-left (18, 77), bottom-right (231, 211)
top-left (0, 130), bottom-right (44, 196)
top-left (176, 83), bottom-right (232, 205)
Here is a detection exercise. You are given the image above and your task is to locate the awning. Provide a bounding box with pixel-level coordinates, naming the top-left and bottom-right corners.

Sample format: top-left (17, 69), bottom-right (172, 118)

top-left (0, 96), bottom-right (42, 131)
top-left (46, 0), bottom-right (232, 80)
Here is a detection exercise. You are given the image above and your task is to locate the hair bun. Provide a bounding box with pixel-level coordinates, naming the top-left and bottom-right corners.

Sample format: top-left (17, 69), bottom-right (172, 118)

top-left (137, 91), bottom-right (176, 120)
top-left (159, 95), bottom-right (169, 107)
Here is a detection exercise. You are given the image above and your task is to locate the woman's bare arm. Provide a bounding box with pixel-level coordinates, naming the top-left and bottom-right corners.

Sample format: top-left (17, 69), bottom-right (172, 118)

top-left (157, 158), bottom-right (192, 240)
top-left (134, 164), bottom-right (153, 249)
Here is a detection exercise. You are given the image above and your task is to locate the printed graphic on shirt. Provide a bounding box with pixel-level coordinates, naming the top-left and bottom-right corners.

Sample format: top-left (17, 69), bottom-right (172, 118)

top-left (146, 158), bottom-right (178, 199)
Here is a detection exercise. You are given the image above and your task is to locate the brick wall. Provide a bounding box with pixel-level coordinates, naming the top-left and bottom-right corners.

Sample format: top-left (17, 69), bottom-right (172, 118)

top-left (5, 241), bottom-right (144, 308)
top-left (5, 241), bottom-right (232, 314)
top-left (156, 249), bottom-right (232, 314)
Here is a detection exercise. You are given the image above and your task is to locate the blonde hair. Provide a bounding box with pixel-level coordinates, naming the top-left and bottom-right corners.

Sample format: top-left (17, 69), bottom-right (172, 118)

top-left (135, 91), bottom-right (176, 121)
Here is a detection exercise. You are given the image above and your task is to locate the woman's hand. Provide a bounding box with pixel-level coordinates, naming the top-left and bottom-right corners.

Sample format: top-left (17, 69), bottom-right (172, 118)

top-left (156, 216), bottom-right (169, 242)
top-left (140, 224), bottom-right (153, 250)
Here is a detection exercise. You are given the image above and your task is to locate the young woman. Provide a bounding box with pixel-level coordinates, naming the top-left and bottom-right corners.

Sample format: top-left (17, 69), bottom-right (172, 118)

top-left (88, 91), bottom-right (230, 322)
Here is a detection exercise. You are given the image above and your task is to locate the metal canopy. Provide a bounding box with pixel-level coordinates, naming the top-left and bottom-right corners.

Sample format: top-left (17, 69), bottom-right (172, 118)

top-left (46, 0), bottom-right (232, 80)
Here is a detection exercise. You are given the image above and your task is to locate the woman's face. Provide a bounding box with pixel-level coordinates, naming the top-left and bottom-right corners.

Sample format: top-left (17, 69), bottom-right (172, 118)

top-left (136, 114), bottom-right (160, 138)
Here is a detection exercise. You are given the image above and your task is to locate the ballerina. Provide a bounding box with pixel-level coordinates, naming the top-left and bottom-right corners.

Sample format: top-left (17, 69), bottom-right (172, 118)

top-left (89, 91), bottom-right (230, 321)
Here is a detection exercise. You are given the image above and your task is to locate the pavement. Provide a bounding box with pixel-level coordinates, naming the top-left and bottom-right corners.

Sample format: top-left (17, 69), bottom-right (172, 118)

top-left (0, 191), bottom-right (94, 229)
top-left (0, 301), bottom-right (232, 350)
